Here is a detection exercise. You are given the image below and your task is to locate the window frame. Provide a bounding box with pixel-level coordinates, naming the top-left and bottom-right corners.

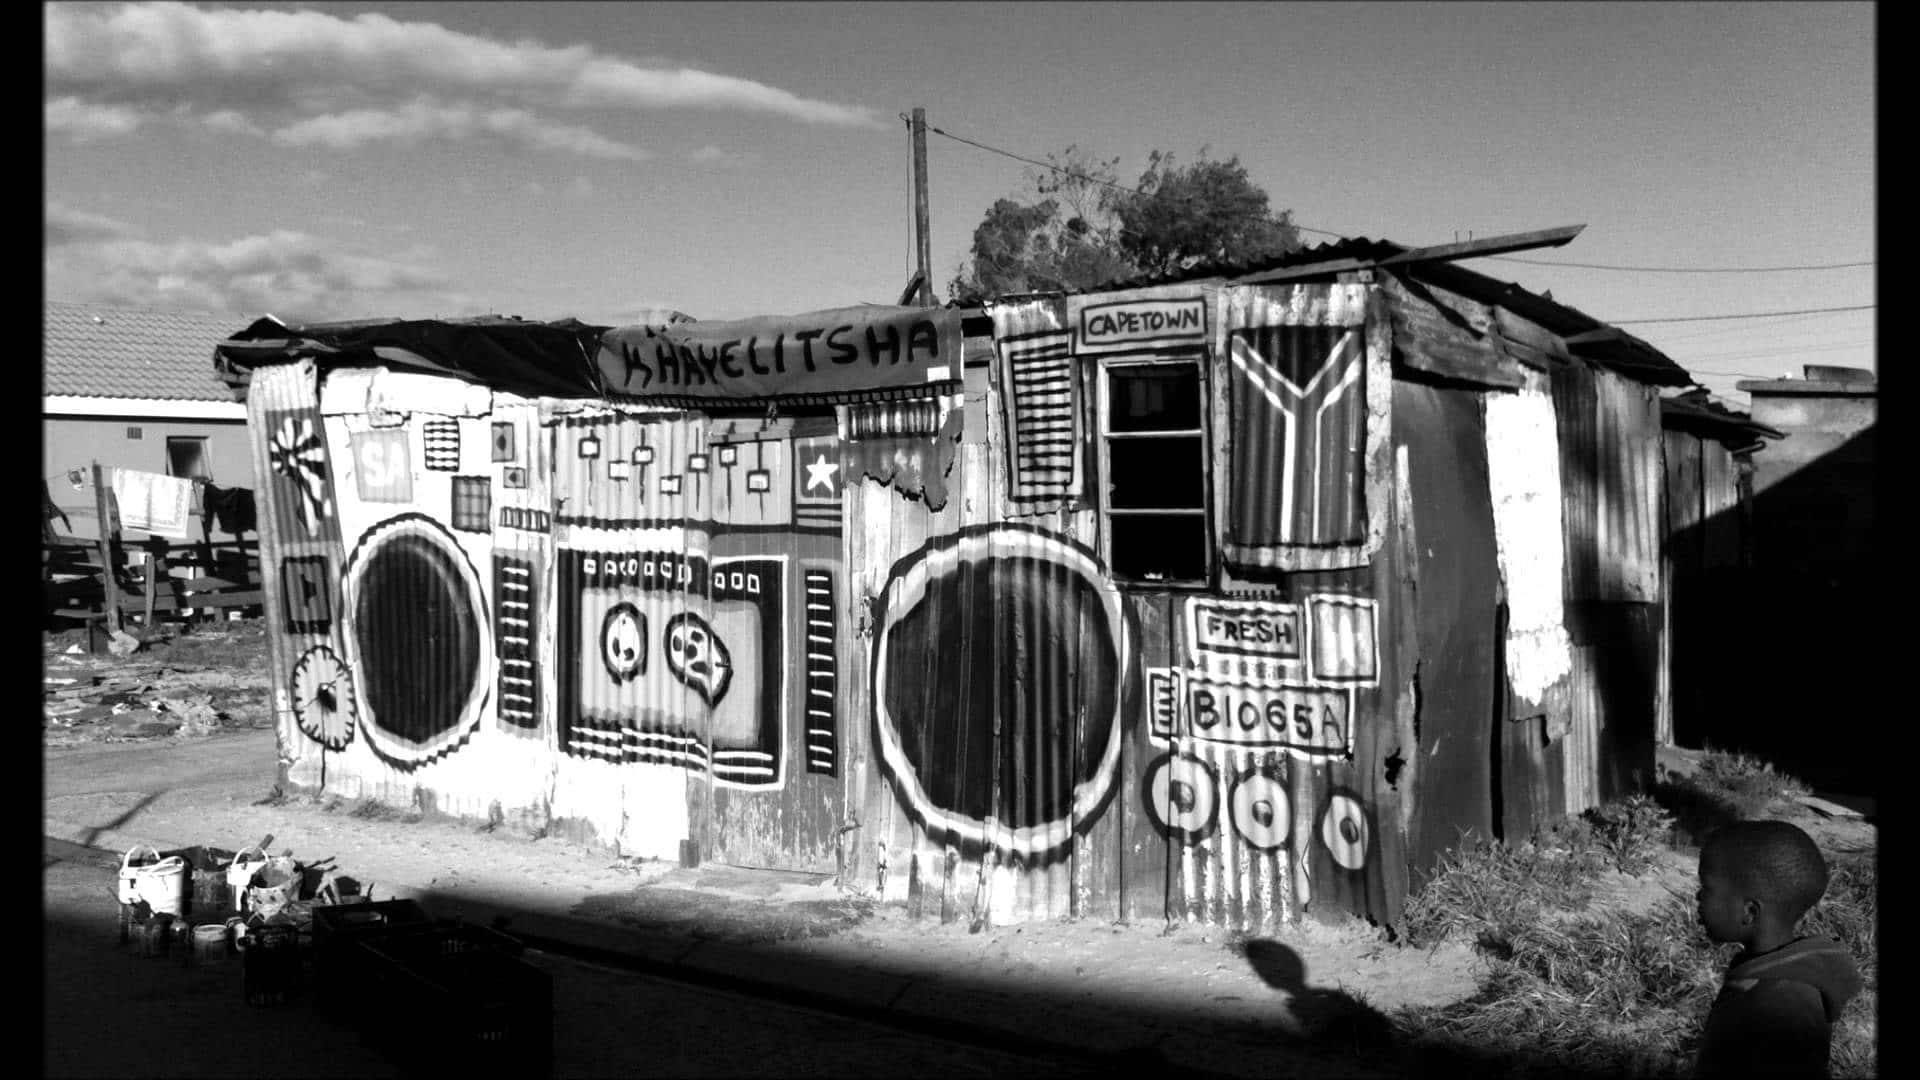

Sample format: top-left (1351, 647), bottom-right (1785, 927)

top-left (1094, 352), bottom-right (1214, 590)
top-left (165, 435), bottom-right (213, 482)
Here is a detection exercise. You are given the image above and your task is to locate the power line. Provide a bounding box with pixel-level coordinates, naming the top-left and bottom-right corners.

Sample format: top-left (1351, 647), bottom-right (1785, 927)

top-left (1676, 338), bottom-right (1873, 364)
top-left (1487, 255), bottom-right (1873, 273)
top-left (922, 122), bottom-right (1351, 239)
top-left (922, 118), bottom-right (1870, 285)
top-left (1612, 303), bottom-right (1873, 325)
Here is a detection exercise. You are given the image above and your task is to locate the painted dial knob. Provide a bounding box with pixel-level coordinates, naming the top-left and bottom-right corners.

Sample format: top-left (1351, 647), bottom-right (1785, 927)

top-left (292, 644), bottom-right (355, 750)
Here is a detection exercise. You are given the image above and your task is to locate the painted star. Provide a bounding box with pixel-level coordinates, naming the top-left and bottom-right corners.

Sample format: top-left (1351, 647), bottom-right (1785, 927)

top-left (804, 452), bottom-right (839, 495)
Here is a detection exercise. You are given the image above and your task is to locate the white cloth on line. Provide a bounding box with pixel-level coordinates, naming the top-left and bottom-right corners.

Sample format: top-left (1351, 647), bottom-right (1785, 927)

top-left (110, 468), bottom-right (195, 539)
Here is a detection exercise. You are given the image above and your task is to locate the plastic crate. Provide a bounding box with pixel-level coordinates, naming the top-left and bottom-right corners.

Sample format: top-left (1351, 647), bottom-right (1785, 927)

top-left (311, 900), bottom-right (432, 1015)
top-left (361, 939), bottom-right (552, 1077)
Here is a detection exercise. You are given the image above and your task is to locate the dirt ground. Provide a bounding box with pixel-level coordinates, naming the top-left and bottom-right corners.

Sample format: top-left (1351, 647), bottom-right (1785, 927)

top-left (41, 617), bottom-right (1876, 1056)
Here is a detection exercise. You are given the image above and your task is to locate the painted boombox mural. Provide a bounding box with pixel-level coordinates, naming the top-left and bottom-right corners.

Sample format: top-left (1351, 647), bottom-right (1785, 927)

top-left (272, 375), bottom-right (844, 793)
top-left (555, 549), bottom-right (798, 786)
top-left (546, 409), bottom-right (845, 790)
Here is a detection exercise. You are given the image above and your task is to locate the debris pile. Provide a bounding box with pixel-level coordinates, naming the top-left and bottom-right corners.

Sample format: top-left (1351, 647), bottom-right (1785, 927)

top-left (43, 660), bottom-right (268, 742)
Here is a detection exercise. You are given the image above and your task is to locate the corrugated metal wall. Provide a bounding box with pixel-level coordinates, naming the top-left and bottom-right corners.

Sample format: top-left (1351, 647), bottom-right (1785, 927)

top-left (1551, 362), bottom-right (1662, 810)
top-left (255, 369), bottom-right (851, 868)
top-left (245, 279), bottom-right (1675, 932)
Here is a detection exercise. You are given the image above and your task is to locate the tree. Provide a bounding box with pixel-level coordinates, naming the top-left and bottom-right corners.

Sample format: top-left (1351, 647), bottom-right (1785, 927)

top-left (949, 145), bottom-right (1302, 304)
top-left (1115, 149), bottom-right (1301, 278)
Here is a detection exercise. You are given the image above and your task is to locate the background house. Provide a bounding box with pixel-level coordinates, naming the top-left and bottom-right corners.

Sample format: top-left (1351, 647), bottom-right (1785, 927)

top-left (43, 300), bottom-right (254, 543)
top-left (1725, 365), bottom-right (1876, 791)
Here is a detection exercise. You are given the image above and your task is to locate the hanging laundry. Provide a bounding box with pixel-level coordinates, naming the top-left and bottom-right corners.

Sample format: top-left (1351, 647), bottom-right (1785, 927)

top-left (202, 483), bottom-right (258, 536)
top-left (110, 468), bottom-right (196, 539)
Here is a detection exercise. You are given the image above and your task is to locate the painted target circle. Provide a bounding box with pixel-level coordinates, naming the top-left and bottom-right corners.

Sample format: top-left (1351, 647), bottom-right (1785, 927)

top-left (872, 524), bottom-right (1131, 863)
top-left (1144, 753), bottom-right (1220, 845)
top-left (342, 513), bottom-right (494, 771)
top-left (1318, 792), bottom-right (1372, 871)
top-left (1228, 769), bottom-right (1291, 853)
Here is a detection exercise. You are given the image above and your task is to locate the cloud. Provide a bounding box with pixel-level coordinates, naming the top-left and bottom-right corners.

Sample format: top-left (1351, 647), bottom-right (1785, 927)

top-left (45, 219), bottom-right (478, 322)
top-left (198, 108), bottom-right (264, 135)
top-left (45, 202), bottom-right (141, 246)
top-left (688, 144), bottom-right (762, 167)
top-left (526, 181), bottom-right (546, 196)
top-left (271, 98), bottom-right (649, 160)
top-left (566, 175), bottom-right (595, 199)
top-left (45, 3), bottom-right (883, 134)
top-left (45, 95), bottom-right (144, 140)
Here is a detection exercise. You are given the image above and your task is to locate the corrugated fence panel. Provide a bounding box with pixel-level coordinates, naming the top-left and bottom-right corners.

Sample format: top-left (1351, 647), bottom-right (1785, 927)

top-left (1701, 441), bottom-right (1742, 569)
top-left (1486, 369), bottom-right (1575, 839)
top-left (247, 359), bottom-right (348, 796)
top-left (1593, 372), bottom-right (1663, 604)
top-left (548, 406), bottom-right (700, 859)
top-left (1552, 364), bottom-right (1602, 603)
top-left (1396, 378), bottom-right (1500, 879)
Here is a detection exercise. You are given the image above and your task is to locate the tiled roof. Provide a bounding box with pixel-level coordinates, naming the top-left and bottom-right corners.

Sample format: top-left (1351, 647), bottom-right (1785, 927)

top-left (44, 300), bottom-right (253, 402)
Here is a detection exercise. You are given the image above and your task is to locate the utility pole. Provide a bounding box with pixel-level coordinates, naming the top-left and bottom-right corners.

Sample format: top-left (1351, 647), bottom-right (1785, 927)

top-left (911, 107), bottom-right (933, 308)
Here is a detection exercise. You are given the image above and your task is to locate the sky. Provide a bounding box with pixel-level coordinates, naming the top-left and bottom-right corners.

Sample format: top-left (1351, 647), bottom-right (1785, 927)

top-left (45, 1), bottom-right (1875, 408)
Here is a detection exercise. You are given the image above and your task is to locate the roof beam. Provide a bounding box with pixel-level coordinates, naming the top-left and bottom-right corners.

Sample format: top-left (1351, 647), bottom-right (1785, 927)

top-left (1236, 225), bottom-right (1586, 286)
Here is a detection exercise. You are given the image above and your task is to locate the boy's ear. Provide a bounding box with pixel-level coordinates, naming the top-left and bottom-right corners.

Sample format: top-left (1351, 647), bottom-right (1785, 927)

top-left (1742, 897), bottom-right (1762, 926)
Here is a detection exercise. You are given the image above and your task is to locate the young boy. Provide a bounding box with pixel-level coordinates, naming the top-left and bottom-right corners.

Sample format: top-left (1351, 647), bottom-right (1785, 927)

top-left (1694, 819), bottom-right (1864, 1078)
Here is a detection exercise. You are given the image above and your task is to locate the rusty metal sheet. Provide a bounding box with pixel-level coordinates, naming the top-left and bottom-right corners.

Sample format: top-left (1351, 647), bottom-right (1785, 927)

top-left (247, 359), bottom-right (349, 795)
top-left (1395, 378), bottom-right (1500, 877)
top-left (1555, 364), bottom-right (1662, 604)
top-left (1380, 276), bottom-right (1525, 390)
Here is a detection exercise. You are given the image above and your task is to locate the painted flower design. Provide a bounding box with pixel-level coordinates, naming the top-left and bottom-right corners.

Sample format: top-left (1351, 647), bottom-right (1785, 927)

top-left (270, 415), bottom-right (333, 534)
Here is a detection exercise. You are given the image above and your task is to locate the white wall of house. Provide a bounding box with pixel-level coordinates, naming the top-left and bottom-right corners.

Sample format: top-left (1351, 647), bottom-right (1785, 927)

top-left (43, 409), bottom-right (256, 543)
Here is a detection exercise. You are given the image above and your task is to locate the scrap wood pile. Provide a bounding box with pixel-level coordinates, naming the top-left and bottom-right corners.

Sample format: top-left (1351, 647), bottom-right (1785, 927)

top-left (118, 838), bottom-right (553, 1076)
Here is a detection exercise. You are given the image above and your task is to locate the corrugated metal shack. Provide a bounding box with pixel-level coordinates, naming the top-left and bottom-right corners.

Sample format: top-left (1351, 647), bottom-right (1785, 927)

top-left (212, 234), bottom-right (1698, 934)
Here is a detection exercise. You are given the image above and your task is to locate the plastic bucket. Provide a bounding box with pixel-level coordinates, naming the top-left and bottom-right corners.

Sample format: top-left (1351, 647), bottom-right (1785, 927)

top-left (246, 858), bottom-right (300, 921)
top-left (191, 923), bottom-right (229, 967)
top-left (121, 847), bottom-right (188, 918)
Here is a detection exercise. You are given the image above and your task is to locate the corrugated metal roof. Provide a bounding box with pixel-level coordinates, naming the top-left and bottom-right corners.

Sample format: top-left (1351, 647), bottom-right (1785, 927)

top-left (45, 300), bottom-right (250, 402)
top-left (1660, 388), bottom-right (1785, 441)
top-left (950, 235), bottom-right (1695, 388)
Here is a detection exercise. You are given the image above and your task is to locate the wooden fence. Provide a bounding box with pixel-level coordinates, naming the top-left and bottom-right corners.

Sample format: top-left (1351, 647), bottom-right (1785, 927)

top-left (43, 463), bottom-right (263, 647)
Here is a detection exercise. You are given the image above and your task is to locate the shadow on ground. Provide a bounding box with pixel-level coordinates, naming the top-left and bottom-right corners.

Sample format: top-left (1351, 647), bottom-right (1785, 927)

top-left (407, 881), bottom-right (1672, 1080)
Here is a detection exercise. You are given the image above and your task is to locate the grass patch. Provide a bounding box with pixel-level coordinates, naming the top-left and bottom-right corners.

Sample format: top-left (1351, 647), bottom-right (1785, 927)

top-left (1693, 749), bottom-right (1809, 816)
top-left (1399, 896), bottom-right (1729, 1077)
top-left (348, 798), bottom-right (422, 824)
top-left (1400, 827), bottom-right (1605, 950)
top-left (1654, 748), bottom-right (1811, 842)
top-left (1395, 774), bottom-right (1876, 1078)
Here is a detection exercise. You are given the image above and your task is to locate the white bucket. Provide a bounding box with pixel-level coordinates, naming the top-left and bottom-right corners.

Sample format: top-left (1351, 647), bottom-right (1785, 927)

top-left (119, 846), bottom-right (188, 917)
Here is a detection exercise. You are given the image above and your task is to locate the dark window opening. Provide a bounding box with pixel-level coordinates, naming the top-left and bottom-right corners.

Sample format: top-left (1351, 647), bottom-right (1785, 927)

top-left (166, 436), bottom-right (211, 480)
top-left (1100, 360), bottom-right (1210, 587)
top-left (1109, 514), bottom-right (1210, 583)
top-left (1108, 366), bottom-right (1202, 432)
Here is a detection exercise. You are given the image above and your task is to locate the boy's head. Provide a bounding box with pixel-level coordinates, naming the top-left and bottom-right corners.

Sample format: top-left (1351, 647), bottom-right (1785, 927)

top-left (1697, 820), bottom-right (1829, 946)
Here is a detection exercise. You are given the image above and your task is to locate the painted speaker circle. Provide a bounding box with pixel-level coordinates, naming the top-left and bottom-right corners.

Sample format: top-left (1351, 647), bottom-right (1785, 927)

top-left (1319, 792), bottom-right (1371, 871)
top-left (1144, 753), bottom-right (1220, 845)
top-left (1228, 769), bottom-right (1291, 852)
top-left (600, 602), bottom-right (647, 684)
top-left (872, 525), bottom-right (1131, 862)
top-left (342, 513), bottom-right (494, 770)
